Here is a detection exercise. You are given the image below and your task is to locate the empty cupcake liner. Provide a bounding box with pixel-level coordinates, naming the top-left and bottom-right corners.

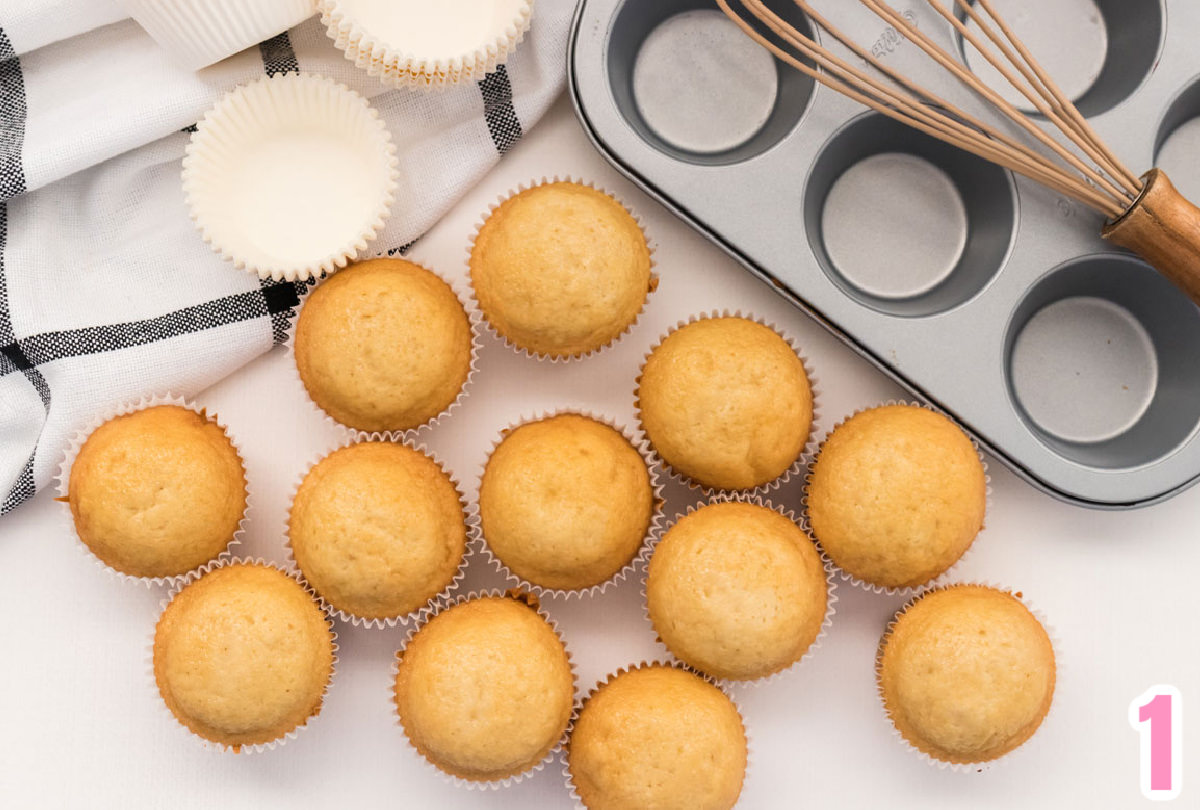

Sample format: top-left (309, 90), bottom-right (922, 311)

top-left (561, 660), bottom-right (753, 810)
top-left (634, 310), bottom-right (821, 497)
top-left (121, 0), bottom-right (317, 70)
top-left (183, 73), bottom-right (398, 282)
top-left (637, 494), bottom-right (837, 689)
top-left (148, 557), bottom-right (339, 754)
top-left (284, 259), bottom-right (482, 439)
top-left (467, 176), bottom-right (658, 362)
top-left (283, 433), bottom-right (472, 628)
top-left (55, 392), bottom-right (250, 588)
top-left (470, 409), bottom-right (665, 600)
top-left (390, 588), bottom-right (578, 790)
top-left (801, 400), bottom-right (992, 597)
top-left (318, 0), bottom-right (533, 89)
top-left (874, 582), bottom-right (1060, 773)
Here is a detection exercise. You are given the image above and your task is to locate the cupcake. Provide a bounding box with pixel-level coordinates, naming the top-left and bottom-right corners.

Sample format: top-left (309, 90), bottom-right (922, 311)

top-left (637, 315), bottom-right (813, 490)
top-left (807, 404), bottom-right (986, 590)
top-left (294, 258), bottom-right (474, 433)
top-left (469, 181), bottom-right (654, 358)
top-left (568, 664), bottom-right (747, 810)
top-left (646, 501), bottom-right (828, 681)
top-left (478, 414), bottom-right (656, 592)
top-left (877, 585), bottom-right (1055, 765)
top-left (393, 593), bottom-right (575, 782)
top-left (288, 441), bottom-right (468, 623)
top-left (65, 404), bottom-right (246, 580)
top-left (153, 562), bottom-right (336, 751)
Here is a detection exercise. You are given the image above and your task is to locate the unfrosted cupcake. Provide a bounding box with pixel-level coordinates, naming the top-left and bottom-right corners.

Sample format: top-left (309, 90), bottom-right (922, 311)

top-left (153, 563), bottom-right (335, 751)
top-left (807, 404), bottom-right (986, 590)
top-left (470, 181), bottom-right (654, 358)
top-left (646, 501), bottom-right (828, 680)
top-left (877, 585), bottom-right (1055, 765)
top-left (393, 594), bottom-right (575, 782)
top-left (288, 441), bottom-right (468, 622)
top-left (66, 404), bottom-right (246, 579)
top-left (637, 316), bottom-right (813, 490)
top-left (568, 664), bottom-right (747, 810)
top-left (478, 414), bottom-right (655, 592)
top-left (294, 258), bottom-right (473, 433)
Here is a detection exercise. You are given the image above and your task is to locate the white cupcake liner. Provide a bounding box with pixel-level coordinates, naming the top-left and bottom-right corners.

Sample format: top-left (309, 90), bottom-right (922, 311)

top-left (390, 588), bottom-right (578, 789)
top-left (183, 73), bottom-right (398, 282)
top-left (284, 258), bottom-right (482, 438)
top-left (55, 392), bottom-right (250, 588)
top-left (801, 400), bottom-right (992, 597)
top-left (149, 557), bottom-right (339, 754)
top-left (121, 0), bottom-right (317, 70)
top-left (283, 433), bottom-right (472, 628)
top-left (470, 409), bottom-right (665, 600)
top-left (318, 0), bottom-right (533, 89)
top-left (634, 310), bottom-right (821, 497)
top-left (561, 660), bottom-right (753, 809)
top-left (467, 176), bottom-right (658, 362)
top-left (875, 582), bottom-right (1060, 773)
top-left (637, 494), bottom-right (837, 688)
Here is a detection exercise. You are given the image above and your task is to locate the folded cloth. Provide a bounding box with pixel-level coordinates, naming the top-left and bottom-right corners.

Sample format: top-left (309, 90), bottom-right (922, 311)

top-left (0, 0), bottom-right (575, 516)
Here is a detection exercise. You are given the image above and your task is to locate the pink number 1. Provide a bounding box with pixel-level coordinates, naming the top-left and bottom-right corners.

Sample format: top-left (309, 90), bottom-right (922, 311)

top-left (1130, 685), bottom-right (1183, 801)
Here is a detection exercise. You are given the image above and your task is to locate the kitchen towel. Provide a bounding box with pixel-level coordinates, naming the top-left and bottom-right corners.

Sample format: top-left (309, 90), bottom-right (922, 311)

top-left (0, 0), bottom-right (575, 516)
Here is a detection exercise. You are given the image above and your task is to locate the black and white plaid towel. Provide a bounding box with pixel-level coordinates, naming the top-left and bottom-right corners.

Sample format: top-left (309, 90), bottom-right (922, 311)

top-left (0, 0), bottom-right (575, 517)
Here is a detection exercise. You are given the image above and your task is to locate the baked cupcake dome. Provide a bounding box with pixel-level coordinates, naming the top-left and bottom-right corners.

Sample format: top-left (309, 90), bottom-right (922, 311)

top-left (294, 258), bottom-right (473, 433)
top-left (647, 501), bottom-right (828, 680)
top-left (637, 316), bottom-right (813, 490)
top-left (478, 414), bottom-right (655, 591)
top-left (153, 563), bottom-right (335, 751)
top-left (66, 404), bottom-right (246, 579)
top-left (568, 664), bottom-right (747, 810)
top-left (469, 181), bottom-right (653, 358)
top-left (877, 585), bottom-right (1055, 764)
top-left (807, 404), bottom-right (986, 590)
top-left (288, 441), bottom-right (468, 622)
top-left (393, 594), bottom-right (575, 781)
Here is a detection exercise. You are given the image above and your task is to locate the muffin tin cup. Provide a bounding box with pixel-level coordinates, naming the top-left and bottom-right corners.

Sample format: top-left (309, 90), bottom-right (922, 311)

top-left (317, 0), bottom-right (533, 89)
top-left (634, 309), bottom-right (822, 498)
top-left (282, 434), bottom-right (472, 629)
top-left (389, 588), bottom-right (578, 790)
top-left (466, 176), bottom-right (658, 363)
top-left (283, 261), bottom-right (483, 439)
top-left (54, 392), bottom-right (250, 589)
top-left (148, 557), bottom-right (340, 755)
top-left (875, 582), bottom-right (1060, 773)
top-left (637, 494), bottom-right (838, 689)
top-left (801, 399), bottom-right (992, 598)
top-left (470, 408), bottom-right (665, 600)
top-left (560, 660), bottom-right (754, 809)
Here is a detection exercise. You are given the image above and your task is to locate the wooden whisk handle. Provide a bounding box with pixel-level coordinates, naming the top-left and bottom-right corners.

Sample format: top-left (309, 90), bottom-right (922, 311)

top-left (1103, 169), bottom-right (1200, 306)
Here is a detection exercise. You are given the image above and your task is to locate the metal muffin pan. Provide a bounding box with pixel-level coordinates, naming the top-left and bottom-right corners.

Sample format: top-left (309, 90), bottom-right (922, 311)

top-left (568, 0), bottom-right (1200, 508)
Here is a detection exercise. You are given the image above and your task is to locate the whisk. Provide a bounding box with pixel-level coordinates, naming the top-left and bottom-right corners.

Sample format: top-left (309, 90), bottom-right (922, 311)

top-left (717, 0), bottom-right (1200, 305)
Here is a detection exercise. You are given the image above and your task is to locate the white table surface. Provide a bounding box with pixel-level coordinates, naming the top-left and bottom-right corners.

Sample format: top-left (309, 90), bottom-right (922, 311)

top-left (2, 94), bottom-right (1196, 810)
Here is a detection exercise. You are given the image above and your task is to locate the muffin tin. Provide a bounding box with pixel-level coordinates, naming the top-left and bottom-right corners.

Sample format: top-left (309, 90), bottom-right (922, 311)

top-left (568, 0), bottom-right (1200, 508)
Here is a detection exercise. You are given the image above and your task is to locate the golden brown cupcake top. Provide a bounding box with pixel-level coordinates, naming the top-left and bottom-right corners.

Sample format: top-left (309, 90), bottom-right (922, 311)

top-left (637, 316), bottom-right (813, 490)
top-left (569, 665), bottom-right (747, 810)
top-left (878, 585), bottom-right (1055, 764)
top-left (289, 441), bottom-right (467, 621)
top-left (647, 501), bottom-right (827, 680)
top-left (807, 404), bottom-right (986, 589)
top-left (153, 563), bottom-right (335, 751)
top-left (478, 414), bottom-right (654, 591)
top-left (294, 258), bottom-right (472, 433)
top-left (469, 181), bottom-right (653, 358)
top-left (394, 595), bottom-right (575, 781)
top-left (67, 404), bottom-right (246, 579)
